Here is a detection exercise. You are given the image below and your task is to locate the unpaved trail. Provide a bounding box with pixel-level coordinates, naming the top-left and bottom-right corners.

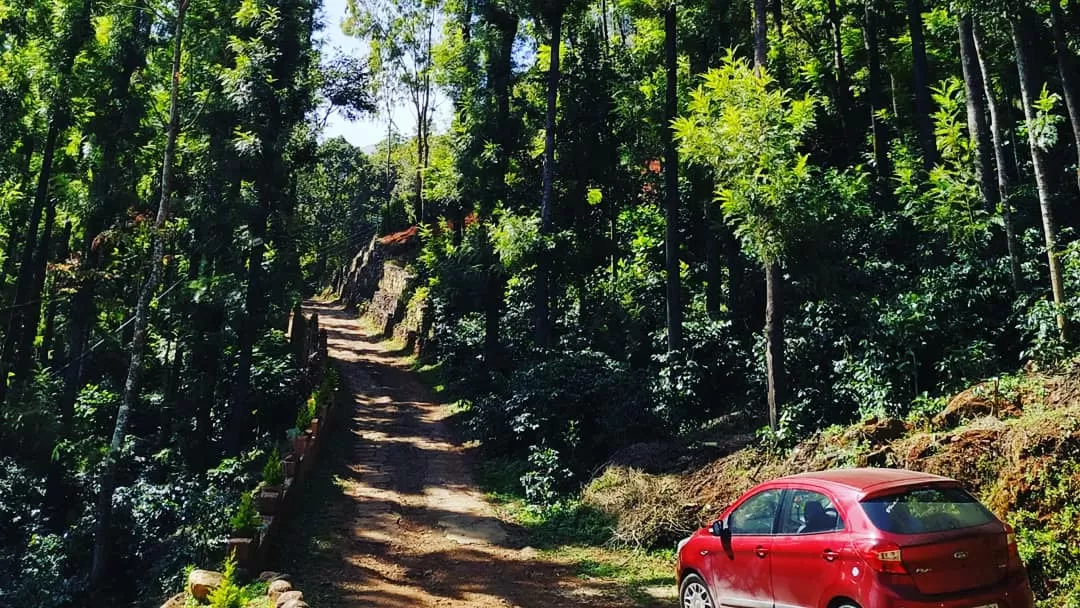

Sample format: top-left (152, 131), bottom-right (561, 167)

top-left (275, 302), bottom-right (653, 607)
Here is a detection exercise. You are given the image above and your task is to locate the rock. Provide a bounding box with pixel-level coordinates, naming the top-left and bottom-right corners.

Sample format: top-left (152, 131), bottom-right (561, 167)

top-left (259, 570), bottom-right (284, 582)
top-left (276, 590), bottom-right (304, 608)
top-left (188, 569), bottom-right (223, 601)
top-left (843, 417), bottom-right (910, 446)
top-left (934, 384), bottom-right (1021, 428)
top-left (519, 546), bottom-right (538, 559)
top-left (160, 592), bottom-right (186, 608)
top-left (280, 601), bottom-right (310, 608)
top-left (268, 579), bottom-right (293, 603)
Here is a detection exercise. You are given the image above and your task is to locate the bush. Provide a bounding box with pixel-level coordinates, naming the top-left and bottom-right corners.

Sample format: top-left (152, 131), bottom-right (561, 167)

top-left (295, 395), bottom-right (317, 431)
top-left (466, 348), bottom-right (655, 476)
top-left (229, 492), bottom-right (261, 537)
top-left (208, 554), bottom-right (243, 608)
top-left (262, 448), bottom-right (284, 488)
top-left (521, 445), bottom-right (572, 510)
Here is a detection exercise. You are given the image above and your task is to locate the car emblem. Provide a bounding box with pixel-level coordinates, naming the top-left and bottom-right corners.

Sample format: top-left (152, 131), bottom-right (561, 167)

top-left (954, 551), bottom-right (968, 559)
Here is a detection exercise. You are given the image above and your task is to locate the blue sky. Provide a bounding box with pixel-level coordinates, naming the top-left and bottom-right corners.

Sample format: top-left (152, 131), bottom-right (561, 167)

top-left (316, 0), bottom-right (450, 150)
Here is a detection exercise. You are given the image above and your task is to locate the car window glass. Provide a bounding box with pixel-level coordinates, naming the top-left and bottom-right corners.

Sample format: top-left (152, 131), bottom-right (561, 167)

top-left (860, 486), bottom-right (994, 534)
top-left (780, 489), bottom-right (844, 534)
top-left (730, 489), bottom-right (782, 535)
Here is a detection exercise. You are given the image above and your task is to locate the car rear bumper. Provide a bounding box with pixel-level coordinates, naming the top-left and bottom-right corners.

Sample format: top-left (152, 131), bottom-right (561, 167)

top-left (868, 575), bottom-right (1035, 608)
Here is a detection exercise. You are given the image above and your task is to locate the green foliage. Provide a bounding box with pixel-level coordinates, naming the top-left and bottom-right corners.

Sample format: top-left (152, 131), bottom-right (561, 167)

top-left (1008, 461), bottom-right (1080, 606)
top-left (900, 77), bottom-right (991, 246)
top-left (208, 554), bottom-right (243, 608)
top-left (295, 395), bottom-right (317, 432)
top-left (229, 492), bottom-right (262, 538)
top-left (521, 445), bottom-right (573, 511)
top-left (262, 447), bottom-right (284, 488)
top-left (675, 52), bottom-right (820, 264)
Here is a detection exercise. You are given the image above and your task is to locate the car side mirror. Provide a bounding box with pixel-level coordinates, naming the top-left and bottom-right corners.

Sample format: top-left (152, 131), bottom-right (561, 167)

top-left (710, 516), bottom-right (731, 538)
top-left (710, 520), bottom-right (723, 536)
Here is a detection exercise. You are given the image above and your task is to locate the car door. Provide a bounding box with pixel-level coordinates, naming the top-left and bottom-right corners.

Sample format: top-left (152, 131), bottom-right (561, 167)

top-left (769, 487), bottom-right (851, 608)
top-left (707, 488), bottom-right (782, 608)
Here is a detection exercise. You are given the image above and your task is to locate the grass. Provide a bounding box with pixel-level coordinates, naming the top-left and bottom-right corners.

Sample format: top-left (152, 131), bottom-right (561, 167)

top-left (474, 457), bottom-right (677, 607)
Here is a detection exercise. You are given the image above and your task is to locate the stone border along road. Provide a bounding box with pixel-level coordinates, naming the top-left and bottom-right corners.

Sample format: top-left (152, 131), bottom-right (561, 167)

top-left (272, 301), bottom-right (652, 607)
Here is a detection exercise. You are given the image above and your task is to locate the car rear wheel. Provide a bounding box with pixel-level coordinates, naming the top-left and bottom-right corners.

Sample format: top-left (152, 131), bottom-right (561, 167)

top-left (680, 573), bottom-right (714, 608)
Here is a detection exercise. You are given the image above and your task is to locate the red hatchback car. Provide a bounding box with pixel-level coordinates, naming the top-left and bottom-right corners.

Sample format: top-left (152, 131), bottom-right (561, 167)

top-left (676, 468), bottom-right (1035, 608)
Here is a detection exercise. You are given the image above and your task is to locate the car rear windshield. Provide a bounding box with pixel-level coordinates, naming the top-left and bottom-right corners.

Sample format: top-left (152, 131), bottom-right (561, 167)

top-left (859, 485), bottom-right (996, 534)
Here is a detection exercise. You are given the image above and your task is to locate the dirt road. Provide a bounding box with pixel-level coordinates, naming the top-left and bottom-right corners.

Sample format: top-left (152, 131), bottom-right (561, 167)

top-left (276, 302), bottom-right (650, 607)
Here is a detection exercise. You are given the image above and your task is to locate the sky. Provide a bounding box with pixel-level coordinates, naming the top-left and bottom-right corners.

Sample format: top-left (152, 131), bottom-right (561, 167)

top-left (316, 0), bottom-right (450, 150)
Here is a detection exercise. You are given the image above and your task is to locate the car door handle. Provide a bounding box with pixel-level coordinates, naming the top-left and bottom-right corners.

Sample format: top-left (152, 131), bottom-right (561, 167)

top-left (755, 546), bottom-right (769, 558)
top-left (822, 549), bottom-right (839, 562)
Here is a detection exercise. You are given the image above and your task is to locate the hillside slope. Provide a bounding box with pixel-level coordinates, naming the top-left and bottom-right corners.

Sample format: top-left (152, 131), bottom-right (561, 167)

top-left (584, 364), bottom-right (1080, 606)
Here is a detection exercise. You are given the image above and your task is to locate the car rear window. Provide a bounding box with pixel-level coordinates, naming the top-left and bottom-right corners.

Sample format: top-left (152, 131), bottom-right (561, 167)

top-left (859, 485), bottom-right (996, 534)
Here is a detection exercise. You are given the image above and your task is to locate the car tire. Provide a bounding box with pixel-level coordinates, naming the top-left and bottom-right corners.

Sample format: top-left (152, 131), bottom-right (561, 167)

top-left (679, 573), bottom-right (715, 608)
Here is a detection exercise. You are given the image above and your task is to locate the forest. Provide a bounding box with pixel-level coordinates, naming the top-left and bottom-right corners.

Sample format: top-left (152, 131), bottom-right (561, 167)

top-left (4, 0), bottom-right (1080, 603)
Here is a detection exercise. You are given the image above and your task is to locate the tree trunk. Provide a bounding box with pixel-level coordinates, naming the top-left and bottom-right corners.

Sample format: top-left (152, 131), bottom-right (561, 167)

top-left (958, 15), bottom-right (998, 213)
top-left (90, 1), bottom-right (187, 584)
top-left (754, 0), bottom-right (768, 72)
top-left (827, 0), bottom-right (855, 157)
top-left (1049, 0), bottom-right (1080, 194)
top-left (484, 5), bottom-right (518, 364)
top-left (1013, 13), bottom-right (1067, 337)
top-left (536, 5), bottom-right (563, 347)
top-left (863, 0), bottom-right (891, 180)
top-left (39, 221), bottom-right (72, 366)
top-left (663, 4), bottom-right (683, 353)
top-left (765, 261), bottom-right (785, 430)
top-left (13, 198), bottom-right (59, 385)
top-left (972, 18), bottom-right (1023, 292)
top-left (225, 201), bottom-right (268, 456)
top-left (906, 0), bottom-right (937, 169)
top-left (0, 118), bottom-right (61, 402)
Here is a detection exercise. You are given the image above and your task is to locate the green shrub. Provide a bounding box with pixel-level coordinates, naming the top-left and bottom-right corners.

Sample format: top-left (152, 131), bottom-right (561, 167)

top-left (261, 448), bottom-right (284, 488)
top-left (295, 395), bottom-right (317, 431)
top-left (229, 492), bottom-right (261, 537)
top-left (208, 554), bottom-right (242, 608)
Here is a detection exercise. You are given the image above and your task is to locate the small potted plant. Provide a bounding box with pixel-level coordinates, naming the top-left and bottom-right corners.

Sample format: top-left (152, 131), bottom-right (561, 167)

top-left (257, 448), bottom-right (285, 515)
top-left (227, 491), bottom-right (262, 567)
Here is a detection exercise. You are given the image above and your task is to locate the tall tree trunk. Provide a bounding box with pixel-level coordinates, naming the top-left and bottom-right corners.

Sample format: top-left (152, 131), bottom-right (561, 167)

top-left (765, 261), bottom-right (785, 430)
top-left (958, 15), bottom-right (998, 214)
top-left (536, 5), bottom-right (563, 347)
top-left (0, 118), bottom-right (61, 402)
top-left (1049, 0), bottom-right (1080, 194)
top-left (664, 4), bottom-right (683, 352)
top-left (13, 198), bottom-right (59, 385)
top-left (90, 1), bottom-right (187, 584)
top-left (484, 5), bottom-right (518, 364)
top-left (906, 0), bottom-right (937, 169)
top-left (1013, 12), bottom-right (1067, 337)
top-left (754, 0), bottom-right (768, 72)
top-left (863, 0), bottom-right (891, 181)
top-left (39, 221), bottom-right (71, 366)
top-left (827, 0), bottom-right (855, 157)
top-left (973, 19), bottom-right (1023, 291)
top-left (226, 201), bottom-right (268, 455)
top-left (753, 0), bottom-right (784, 430)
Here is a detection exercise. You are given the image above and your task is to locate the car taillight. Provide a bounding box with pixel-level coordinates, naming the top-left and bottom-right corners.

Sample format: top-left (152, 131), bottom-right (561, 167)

top-left (1004, 523), bottom-right (1022, 568)
top-left (858, 541), bottom-right (908, 574)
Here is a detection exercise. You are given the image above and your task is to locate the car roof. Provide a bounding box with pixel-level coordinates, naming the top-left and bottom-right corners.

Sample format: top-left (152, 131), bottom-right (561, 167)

top-left (774, 468), bottom-right (956, 496)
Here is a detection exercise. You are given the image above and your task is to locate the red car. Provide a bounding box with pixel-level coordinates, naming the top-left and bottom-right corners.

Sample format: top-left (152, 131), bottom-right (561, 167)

top-left (676, 468), bottom-right (1035, 608)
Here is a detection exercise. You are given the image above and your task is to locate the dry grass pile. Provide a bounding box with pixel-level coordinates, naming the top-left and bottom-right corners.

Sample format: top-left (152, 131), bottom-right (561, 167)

top-left (581, 467), bottom-right (699, 548)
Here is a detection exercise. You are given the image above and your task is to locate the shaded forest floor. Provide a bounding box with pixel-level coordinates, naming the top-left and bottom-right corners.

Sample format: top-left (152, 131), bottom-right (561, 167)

top-left (273, 301), bottom-right (671, 607)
